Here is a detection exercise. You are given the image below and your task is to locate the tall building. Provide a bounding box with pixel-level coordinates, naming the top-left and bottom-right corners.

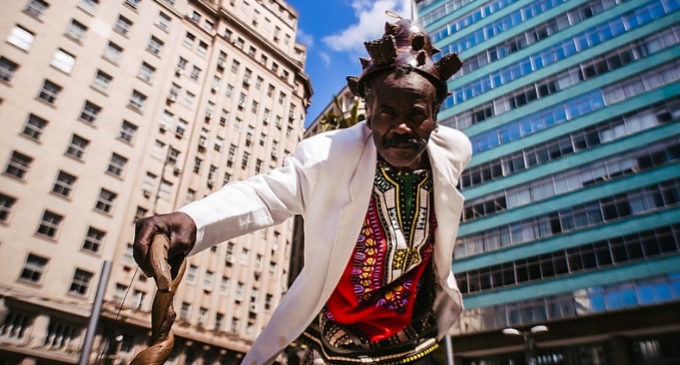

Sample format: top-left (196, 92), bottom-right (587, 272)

top-left (0, 0), bottom-right (312, 363)
top-left (417, 0), bottom-right (680, 362)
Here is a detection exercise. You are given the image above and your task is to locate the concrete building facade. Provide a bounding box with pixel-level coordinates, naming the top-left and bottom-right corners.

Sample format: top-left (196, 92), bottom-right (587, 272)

top-left (417, 0), bottom-right (680, 362)
top-left (0, 0), bottom-right (311, 363)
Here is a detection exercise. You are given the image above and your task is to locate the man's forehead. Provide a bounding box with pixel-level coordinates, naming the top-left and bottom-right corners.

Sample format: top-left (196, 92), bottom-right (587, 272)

top-left (371, 71), bottom-right (437, 98)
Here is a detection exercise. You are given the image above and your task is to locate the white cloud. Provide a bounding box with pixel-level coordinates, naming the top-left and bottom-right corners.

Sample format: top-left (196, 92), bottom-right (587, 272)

top-left (319, 52), bottom-right (331, 68)
top-left (322, 0), bottom-right (412, 57)
top-left (296, 28), bottom-right (314, 47)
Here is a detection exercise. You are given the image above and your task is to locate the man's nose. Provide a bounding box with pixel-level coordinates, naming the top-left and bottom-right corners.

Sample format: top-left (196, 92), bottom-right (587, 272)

top-left (391, 117), bottom-right (412, 133)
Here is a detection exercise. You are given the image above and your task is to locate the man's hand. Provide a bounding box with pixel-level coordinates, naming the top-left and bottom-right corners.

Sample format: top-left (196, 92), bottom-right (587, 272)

top-left (133, 212), bottom-right (197, 278)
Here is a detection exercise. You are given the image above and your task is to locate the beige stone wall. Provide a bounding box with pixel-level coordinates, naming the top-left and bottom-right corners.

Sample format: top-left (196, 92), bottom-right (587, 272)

top-left (0, 0), bottom-right (311, 363)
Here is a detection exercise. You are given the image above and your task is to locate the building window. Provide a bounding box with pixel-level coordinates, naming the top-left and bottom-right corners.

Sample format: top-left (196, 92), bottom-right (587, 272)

top-left (129, 90), bottom-right (147, 110)
top-left (185, 189), bottom-right (195, 204)
top-left (24, 0), bottom-right (49, 19)
top-left (138, 62), bottom-right (155, 82)
top-left (190, 10), bottom-right (201, 23)
top-left (37, 210), bottom-right (63, 238)
top-left (107, 153), bottom-right (127, 176)
top-left (142, 172), bottom-right (156, 193)
top-left (78, 0), bottom-right (99, 15)
top-left (190, 66), bottom-right (200, 80)
top-left (167, 147), bottom-right (180, 165)
top-left (193, 157), bottom-right (202, 174)
top-left (119, 121), bottom-right (137, 143)
top-left (7, 25), bottom-right (34, 51)
top-left (113, 283), bottom-right (127, 303)
top-left (255, 76), bottom-right (263, 90)
top-left (204, 19), bottom-right (213, 32)
top-left (176, 119), bottom-right (188, 137)
top-left (180, 302), bottom-right (191, 321)
top-left (5, 151), bottom-right (32, 180)
top-left (95, 189), bottom-right (117, 213)
top-left (265, 294), bottom-right (273, 311)
top-left (131, 290), bottom-right (145, 309)
top-left (66, 134), bottom-right (88, 160)
top-left (51, 49), bottom-right (75, 73)
top-left (255, 159), bottom-right (262, 173)
top-left (147, 36), bottom-right (163, 56)
top-left (78, 100), bottom-right (101, 124)
top-left (69, 269), bottom-right (93, 295)
top-left (158, 180), bottom-right (172, 200)
top-left (184, 91), bottom-right (195, 106)
top-left (186, 264), bottom-right (198, 284)
top-left (231, 60), bottom-right (239, 74)
top-left (214, 313), bottom-right (223, 331)
top-left (240, 248), bottom-right (249, 265)
top-left (198, 307), bottom-right (208, 327)
top-left (269, 261), bottom-right (276, 276)
top-left (220, 276), bottom-right (230, 294)
top-left (38, 80), bottom-right (61, 104)
top-left (103, 41), bottom-right (123, 63)
top-left (66, 19), bottom-right (87, 41)
top-left (260, 54), bottom-right (267, 65)
top-left (235, 282), bottom-right (244, 300)
top-left (20, 254), bottom-right (48, 283)
top-left (197, 41), bottom-right (208, 56)
top-left (286, 126), bottom-right (293, 140)
top-left (267, 84), bottom-right (274, 98)
top-left (52, 171), bottom-right (77, 197)
top-left (184, 32), bottom-right (195, 47)
top-left (215, 136), bottom-right (224, 152)
top-left (224, 242), bottom-right (235, 263)
top-left (223, 172), bottom-right (231, 185)
top-left (115, 15), bottom-right (132, 35)
top-left (157, 11), bottom-right (171, 30)
top-left (208, 165), bottom-right (217, 182)
top-left (204, 271), bottom-right (214, 290)
top-left (248, 46), bottom-right (256, 57)
top-left (22, 114), bottom-right (48, 141)
top-left (230, 317), bottom-right (240, 333)
top-left (234, 37), bottom-right (244, 49)
top-left (92, 70), bottom-right (112, 93)
top-left (251, 100), bottom-right (259, 114)
top-left (0, 56), bottom-right (19, 83)
top-left (271, 62), bottom-right (278, 73)
top-left (278, 92), bottom-right (286, 105)
top-left (241, 152), bottom-right (250, 169)
top-left (224, 28), bottom-right (232, 40)
top-left (83, 227), bottom-right (105, 253)
top-left (0, 193), bottom-right (17, 223)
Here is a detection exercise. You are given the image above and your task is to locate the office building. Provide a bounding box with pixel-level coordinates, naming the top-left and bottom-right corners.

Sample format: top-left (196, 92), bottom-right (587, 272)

top-left (0, 0), bottom-right (311, 363)
top-left (417, 0), bottom-right (680, 362)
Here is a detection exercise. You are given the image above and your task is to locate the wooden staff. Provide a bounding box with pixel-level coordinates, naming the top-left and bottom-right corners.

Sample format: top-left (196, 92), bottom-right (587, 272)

top-left (130, 234), bottom-right (186, 365)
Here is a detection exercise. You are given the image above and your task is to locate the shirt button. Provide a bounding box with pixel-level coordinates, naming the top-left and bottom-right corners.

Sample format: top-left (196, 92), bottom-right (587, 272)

top-left (278, 336), bottom-right (288, 347)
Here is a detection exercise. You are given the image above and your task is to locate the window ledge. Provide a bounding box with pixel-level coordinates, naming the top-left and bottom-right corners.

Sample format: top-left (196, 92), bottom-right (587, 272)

top-left (34, 96), bottom-right (58, 108)
top-left (126, 104), bottom-right (144, 115)
top-left (2, 172), bottom-right (28, 184)
top-left (104, 171), bottom-right (125, 181)
top-left (0, 78), bottom-right (14, 87)
top-left (18, 132), bottom-right (43, 144)
top-left (64, 152), bottom-right (86, 163)
top-left (17, 278), bottom-right (44, 288)
top-left (116, 136), bottom-right (135, 146)
top-left (93, 208), bottom-right (114, 218)
top-left (90, 85), bottom-right (110, 96)
top-left (49, 191), bottom-right (73, 201)
top-left (33, 232), bottom-right (59, 243)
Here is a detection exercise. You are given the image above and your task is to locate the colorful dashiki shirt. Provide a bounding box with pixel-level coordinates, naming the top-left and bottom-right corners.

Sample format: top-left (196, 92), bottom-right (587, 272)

top-left (300, 160), bottom-right (439, 365)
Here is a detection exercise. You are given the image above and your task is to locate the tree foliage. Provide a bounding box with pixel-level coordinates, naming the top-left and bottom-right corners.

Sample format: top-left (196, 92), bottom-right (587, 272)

top-left (319, 95), bottom-right (364, 131)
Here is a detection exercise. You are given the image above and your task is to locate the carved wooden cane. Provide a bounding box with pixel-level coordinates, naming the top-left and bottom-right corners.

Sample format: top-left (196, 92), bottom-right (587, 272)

top-left (130, 234), bottom-right (187, 365)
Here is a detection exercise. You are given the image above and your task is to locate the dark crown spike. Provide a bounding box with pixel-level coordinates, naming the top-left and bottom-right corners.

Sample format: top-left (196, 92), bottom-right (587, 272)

top-left (431, 46), bottom-right (441, 55)
top-left (360, 57), bottom-right (371, 69)
top-left (434, 53), bottom-right (463, 81)
top-left (346, 76), bottom-right (360, 97)
top-left (385, 22), bottom-right (399, 35)
top-left (364, 35), bottom-right (397, 66)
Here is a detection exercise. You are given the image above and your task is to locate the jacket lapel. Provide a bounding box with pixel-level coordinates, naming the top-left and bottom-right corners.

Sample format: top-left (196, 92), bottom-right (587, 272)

top-left (320, 125), bottom-right (377, 300)
top-left (428, 130), bottom-right (464, 281)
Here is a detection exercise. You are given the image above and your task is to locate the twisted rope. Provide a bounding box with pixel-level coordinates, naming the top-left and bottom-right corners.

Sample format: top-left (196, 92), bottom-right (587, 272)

top-left (130, 235), bottom-right (186, 365)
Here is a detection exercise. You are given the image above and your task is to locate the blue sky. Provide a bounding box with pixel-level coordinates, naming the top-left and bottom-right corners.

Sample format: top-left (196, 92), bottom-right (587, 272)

top-left (285, 0), bottom-right (413, 127)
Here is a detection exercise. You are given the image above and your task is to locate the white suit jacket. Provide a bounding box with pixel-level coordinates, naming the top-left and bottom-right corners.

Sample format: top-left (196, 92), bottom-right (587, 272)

top-left (179, 122), bottom-right (472, 365)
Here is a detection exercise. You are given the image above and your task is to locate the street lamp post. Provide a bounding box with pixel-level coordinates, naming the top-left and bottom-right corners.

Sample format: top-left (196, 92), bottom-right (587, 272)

top-left (502, 325), bottom-right (548, 365)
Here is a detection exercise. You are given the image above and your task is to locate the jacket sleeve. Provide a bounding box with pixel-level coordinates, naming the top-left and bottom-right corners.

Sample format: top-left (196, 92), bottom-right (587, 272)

top-left (179, 139), bottom-right (321, 255)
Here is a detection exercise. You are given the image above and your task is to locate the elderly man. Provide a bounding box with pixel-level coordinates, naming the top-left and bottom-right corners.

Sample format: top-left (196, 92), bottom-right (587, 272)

top-left (134, 19), bottom-right (470, 365)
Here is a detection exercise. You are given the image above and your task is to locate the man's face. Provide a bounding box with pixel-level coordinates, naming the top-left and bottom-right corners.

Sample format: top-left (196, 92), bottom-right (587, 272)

top-left (367, 71), bottom-right (438, 170)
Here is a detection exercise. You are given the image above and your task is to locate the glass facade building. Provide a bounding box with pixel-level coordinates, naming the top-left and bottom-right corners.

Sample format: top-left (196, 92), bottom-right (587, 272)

top-left (417, 0), bottom-right (680, 362)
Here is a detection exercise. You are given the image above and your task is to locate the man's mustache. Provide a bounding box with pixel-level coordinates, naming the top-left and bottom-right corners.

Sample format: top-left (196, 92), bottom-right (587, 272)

top-left (382, 134), bottom-right (427, 149)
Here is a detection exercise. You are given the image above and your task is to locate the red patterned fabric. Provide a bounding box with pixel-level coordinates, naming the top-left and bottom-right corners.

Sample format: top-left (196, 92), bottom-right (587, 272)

top-left (326, 196), bottom-right (434, 342)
